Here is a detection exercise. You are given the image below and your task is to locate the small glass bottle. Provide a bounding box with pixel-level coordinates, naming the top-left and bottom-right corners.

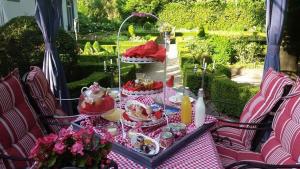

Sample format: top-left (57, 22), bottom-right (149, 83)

top-left (195, 88), bottom-right (206, 128)
top-left (180, 87), bottom-right (192, 125)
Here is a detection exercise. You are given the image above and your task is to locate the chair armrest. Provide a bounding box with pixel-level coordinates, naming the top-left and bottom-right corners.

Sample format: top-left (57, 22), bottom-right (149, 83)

top-left (0, 153), bottom-right (31, 161)
top-left (40, 115), bottom-right (80, 128)
top-left (217, 118), bottom-right (262, 126)
top-left (212, 125), bottom-right (271, 133)
top-left (42, 114), bottom-right (80, 119)
top-left (55, 97), bottom-right (80, 101)
top-left (225, 161), bottom-right (300, 169)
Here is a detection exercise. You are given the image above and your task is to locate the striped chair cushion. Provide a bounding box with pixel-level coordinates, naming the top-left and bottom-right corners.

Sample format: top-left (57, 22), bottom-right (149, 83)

top-left (215, 68), bottom-right (293, 150)
top-left (217, 81), bottom-right (300, 167)
top-left (0, 159), bottom-right (6, 169)
top-left (261, 83), bottom-right (300, 165)
top-left (0, 69), bottom-right (44, 169)
top-left (216, 143), bottom-right (264, 167)
top-left (26, 66), bottom-right (67, 133)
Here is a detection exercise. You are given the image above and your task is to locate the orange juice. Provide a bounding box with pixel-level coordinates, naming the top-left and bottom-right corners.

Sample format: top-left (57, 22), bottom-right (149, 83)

top-left (180, 91), bottom-right (192, 125)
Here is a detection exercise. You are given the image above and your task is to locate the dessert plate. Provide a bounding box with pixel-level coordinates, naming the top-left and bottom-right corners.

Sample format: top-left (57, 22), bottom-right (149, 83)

top-left (130, 133), bottom-right (160, 156)
top-left (169, 93), bottom-right (195, 104)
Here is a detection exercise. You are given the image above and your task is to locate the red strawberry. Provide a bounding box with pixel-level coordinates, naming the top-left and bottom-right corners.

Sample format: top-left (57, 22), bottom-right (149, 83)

top-left (154, 110), bottom-right (163, 119)
top-left (166, 75), bottom-right (174, 87)
top-left (123, 112), bottom-right (132, 121)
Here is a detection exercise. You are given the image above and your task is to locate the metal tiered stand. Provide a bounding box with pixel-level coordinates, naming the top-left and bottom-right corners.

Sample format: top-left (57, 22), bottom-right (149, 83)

top-left (116, 13), bottom-right (169, 135)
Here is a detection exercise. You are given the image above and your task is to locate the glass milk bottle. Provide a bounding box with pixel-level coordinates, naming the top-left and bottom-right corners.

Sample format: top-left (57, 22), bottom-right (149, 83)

top-left (195, 88), bottom-right (206, 127)
top-left (180, 87), bottom-right (192, 125)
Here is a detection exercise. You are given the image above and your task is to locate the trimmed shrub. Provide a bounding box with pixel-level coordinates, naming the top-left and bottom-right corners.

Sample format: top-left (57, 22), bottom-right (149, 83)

top-left (209, 36), bottom-right (235, 65)
top-left (159, 2), bottom-right (265, 31)
top-left (233, 39), bottom-right (264, 64)
top-left (128, 24), bottom-right (136, 37)
top-left (0, 16), bottom-right (78, 76)
top-left (67, 64), bottom-right (136, 98)
top-left (183, 65), bottom-right (258, 117)
top-left (214, 64), bottom-right (231, 78)
top-left (83, 42), bottom-right (93, 55)
top-left (92, 41), bottom-right (101, 54)
top-left (197, 25), bottom-right (206, 38)
top-left (210, 75), bottom-right (259, 117)
top-left (67, 72), bottom-right (111, 98)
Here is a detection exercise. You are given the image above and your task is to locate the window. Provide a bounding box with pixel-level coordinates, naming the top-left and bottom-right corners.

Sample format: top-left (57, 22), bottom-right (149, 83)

top-left (66, 0), bottom-right (74, 31)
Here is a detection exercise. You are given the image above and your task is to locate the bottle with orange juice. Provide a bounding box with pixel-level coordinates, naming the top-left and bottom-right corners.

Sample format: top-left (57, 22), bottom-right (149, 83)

top-left (180, 87), bottom-right (192, 125)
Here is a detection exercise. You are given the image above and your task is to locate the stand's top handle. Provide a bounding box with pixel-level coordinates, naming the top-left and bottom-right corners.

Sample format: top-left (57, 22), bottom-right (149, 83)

top-left (131, 12), bottom-right (159, 20)
top-left (132, 12), bottom-right (149, 17)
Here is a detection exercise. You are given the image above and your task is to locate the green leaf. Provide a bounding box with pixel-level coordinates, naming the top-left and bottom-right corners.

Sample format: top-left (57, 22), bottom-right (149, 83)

top-left (78, 157), bottom-right (87, 167)
top-left (47, 155), bottom-right (57, 167)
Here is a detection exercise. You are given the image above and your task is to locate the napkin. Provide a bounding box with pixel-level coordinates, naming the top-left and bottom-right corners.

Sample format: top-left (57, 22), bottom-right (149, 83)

top-left (123, 40), bottom-right (166, 62)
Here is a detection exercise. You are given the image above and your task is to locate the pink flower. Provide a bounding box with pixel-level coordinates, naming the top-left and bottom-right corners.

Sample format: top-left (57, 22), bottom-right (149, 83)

top-left (100, 139), bottom-right (107, 145)
top-left (84, 138), bottom-right (91, 144)
top-left (54, 142), bottom-right (65, 154)
top-left (40, 134), bottom-right (58, 144)
top-left (59, 128), bottom-right (72, 137)
top-left (71, 142), bottom-right (84, 156)
top-left (86, 127), bottom-right (94, 135)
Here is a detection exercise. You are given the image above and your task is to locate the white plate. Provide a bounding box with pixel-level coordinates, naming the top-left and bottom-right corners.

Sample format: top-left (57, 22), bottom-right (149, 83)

top-left (169, 93), bottom-right (195, 104)
top-left (130, 133), bottom-right (160, 156)
top-left (121, 112), bottom-right (165, 128)
top-left (125, 100), bottom-right (152, 121)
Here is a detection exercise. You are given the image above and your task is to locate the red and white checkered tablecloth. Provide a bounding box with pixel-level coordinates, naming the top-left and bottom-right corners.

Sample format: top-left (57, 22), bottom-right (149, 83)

top-left (77, 88), bottom-right (223, 168)
top-left (108, 132), bottom-right (223, 169)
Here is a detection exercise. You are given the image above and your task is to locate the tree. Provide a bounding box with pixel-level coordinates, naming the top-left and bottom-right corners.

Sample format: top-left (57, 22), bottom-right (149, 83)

top-left (77, 0), bottom-right (106, 22)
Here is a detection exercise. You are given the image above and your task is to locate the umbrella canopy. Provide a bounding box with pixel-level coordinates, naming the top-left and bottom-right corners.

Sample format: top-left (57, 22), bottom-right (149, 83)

top-left (263, 0), bottom-right (288, 74)
top-left (35, 0), bottom-right (72, 114)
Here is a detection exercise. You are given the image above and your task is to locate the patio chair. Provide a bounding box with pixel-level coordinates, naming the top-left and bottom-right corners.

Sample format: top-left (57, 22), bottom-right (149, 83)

top-left (218, 82), bottom-right (300, 169)
top-left (0, 69), bottom-right (45, 169)
top-left (23, 66), bottom-right (79, 134)
top-left (212, 68), bottom-right (294, 151)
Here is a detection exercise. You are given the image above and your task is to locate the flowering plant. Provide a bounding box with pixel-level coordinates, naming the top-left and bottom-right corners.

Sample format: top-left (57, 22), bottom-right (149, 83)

top-left (30, 127), bottom-right (112, 169)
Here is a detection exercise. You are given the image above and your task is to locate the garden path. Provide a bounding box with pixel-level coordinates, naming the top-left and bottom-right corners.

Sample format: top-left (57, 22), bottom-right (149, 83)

top-left (231, 68), bottom-right (263, 85)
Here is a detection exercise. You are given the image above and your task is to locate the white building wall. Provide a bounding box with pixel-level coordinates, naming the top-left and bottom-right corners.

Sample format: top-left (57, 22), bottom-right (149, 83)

top-left (3, 0), bottom-right (35, 21)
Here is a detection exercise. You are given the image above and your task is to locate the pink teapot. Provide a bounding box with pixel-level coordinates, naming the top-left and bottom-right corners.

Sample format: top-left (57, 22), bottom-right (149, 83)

top-left (79, 82), bottom-right (115, 115)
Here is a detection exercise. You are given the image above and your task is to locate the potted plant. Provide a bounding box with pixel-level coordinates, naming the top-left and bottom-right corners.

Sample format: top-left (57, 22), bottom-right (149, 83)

top-left (30, 127), bottom-right (116, 169)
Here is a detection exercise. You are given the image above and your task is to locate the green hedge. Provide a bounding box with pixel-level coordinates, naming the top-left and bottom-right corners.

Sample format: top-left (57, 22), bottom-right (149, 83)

top-left (183, 66), bottom-right (258, 117)
top-left (67, 63), bottom-right (136, 98)
top-left (159, 2), bottom-right (265, 31)
top-left (210, 75), bottom-right (259, 117)
top-left (67, 72), bottom-right (111, 98)
top-left (77, 55), bottom-right (117, 63)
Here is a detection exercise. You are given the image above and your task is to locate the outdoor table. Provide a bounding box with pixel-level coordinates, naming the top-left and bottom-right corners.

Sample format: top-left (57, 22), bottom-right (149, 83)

top-left (75, 88), bottom-right (223, 169)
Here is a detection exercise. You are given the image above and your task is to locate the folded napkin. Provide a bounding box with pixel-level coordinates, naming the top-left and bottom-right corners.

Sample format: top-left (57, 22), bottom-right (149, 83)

top-left (123, 40), bottom-right (166, 62)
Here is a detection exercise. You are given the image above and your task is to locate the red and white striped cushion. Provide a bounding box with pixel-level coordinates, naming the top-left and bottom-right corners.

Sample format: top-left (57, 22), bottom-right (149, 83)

top-left (216, 143), bottom-right (264, 166)
top-left (260, 83), bottom-right (300, 165)
top-left (218, 80), bottom-right (300, 167)
top-left (26, 66), bottom-right (67, 133)
top-left (0, 159), bottom-right (6, 169)
top-left (0, 69), bottom-right (44, 169)
top-left (216, 68), bottom-right (293, 150)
